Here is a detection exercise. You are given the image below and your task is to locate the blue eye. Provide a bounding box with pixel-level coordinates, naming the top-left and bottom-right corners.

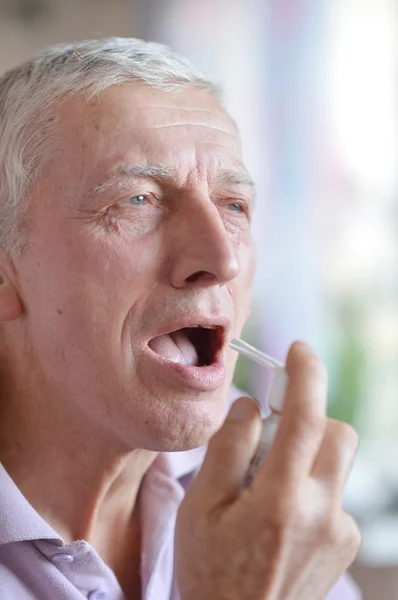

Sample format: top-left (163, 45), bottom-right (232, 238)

top-left (227, 202), bottom-right (243, 212)
top-left (128, 195), bottom-right (148, 206)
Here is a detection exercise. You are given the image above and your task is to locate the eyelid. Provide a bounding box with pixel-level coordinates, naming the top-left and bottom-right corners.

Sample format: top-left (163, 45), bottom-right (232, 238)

top-left (118, 192), bottom-right (155, 204)
top-left (223, 196), bottom-right (251, 212)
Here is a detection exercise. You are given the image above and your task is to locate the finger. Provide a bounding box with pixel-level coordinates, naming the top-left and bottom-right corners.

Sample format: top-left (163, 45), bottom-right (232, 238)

top-left (311, 419), bottom-right (359, 497)
top-left (190, 397), bottom-right (262, 510)
top-left (264, 342), bottom-right (328, 487)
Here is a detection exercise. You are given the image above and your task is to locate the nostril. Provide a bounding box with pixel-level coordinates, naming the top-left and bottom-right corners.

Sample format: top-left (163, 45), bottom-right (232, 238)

top-left (186, 271), bottom-right (216, 284)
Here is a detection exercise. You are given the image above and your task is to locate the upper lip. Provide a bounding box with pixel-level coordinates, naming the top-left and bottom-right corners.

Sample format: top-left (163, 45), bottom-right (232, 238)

top-left (147, 314), bottom-right (232, 345)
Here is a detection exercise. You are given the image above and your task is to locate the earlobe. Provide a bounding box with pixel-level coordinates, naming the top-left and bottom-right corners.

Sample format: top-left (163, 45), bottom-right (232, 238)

top-left (0, 272), bottom-right (23, 321)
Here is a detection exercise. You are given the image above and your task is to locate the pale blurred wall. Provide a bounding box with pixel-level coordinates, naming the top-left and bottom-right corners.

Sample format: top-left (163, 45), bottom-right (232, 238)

top-left (0, 0), bottom-right (140, 72)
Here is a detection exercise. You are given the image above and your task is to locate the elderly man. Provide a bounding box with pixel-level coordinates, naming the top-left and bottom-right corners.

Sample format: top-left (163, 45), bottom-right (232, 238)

top-left (0, 38), bottom-right (361, 600)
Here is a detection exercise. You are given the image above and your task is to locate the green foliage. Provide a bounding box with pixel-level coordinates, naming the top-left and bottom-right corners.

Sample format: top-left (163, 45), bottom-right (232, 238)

top-left (327, 300), bottom-right (366, 425)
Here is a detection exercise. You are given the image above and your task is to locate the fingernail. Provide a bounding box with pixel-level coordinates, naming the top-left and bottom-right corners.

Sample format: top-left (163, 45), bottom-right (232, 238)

top-left (227, 397), bottom-right (259, 422)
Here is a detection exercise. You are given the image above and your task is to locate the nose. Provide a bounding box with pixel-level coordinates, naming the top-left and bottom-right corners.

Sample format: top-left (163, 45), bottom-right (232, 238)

top-left (169, 198), bottom-right (241, 289)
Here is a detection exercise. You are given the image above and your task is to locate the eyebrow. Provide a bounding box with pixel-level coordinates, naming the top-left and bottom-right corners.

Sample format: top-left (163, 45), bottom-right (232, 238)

top-left (218, 169), bottom-right (254, 188)
top-left (94, 165), bottom-right (174, 194)
top-left (93, 164), bottom-right (254, 194)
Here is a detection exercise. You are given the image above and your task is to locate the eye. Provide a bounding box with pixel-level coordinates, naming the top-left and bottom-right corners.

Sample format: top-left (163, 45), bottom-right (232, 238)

top-left (227, 202), bottom-right (244, 213)
top-left (128, 194), bottom-right (148, 206)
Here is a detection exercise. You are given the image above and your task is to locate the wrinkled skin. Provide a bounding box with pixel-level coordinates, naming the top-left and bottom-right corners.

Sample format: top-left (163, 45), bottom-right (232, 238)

top-left (0, 84), bottom-right (255, 454)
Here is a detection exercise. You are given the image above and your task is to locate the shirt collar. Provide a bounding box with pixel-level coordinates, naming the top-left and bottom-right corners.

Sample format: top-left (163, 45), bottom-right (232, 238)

top-left (0, 462), bottom-right (61, 545)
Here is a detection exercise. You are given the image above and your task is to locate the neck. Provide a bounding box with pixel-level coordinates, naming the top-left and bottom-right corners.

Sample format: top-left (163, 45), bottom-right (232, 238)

top-left (0, 381), bottom-right (157, 554)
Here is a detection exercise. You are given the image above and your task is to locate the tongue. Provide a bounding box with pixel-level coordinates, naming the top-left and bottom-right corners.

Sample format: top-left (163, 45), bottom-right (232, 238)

top-left (149, 329), bottom-right (199, 366)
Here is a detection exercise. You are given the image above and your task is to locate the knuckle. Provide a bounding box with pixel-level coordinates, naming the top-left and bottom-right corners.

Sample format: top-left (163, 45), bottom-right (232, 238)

top-left (343, 518), bottom-right (362, 557)
top-left (319, 512), bottom-right (362, 559)
top-left (318, 517), bottom-right (342, 547)
top-left (268, 494), bottom-right (307, 530)
top-left (288, 505), bottom-right (309, 529)
top-left (300, 412), bottom-right (326, 435)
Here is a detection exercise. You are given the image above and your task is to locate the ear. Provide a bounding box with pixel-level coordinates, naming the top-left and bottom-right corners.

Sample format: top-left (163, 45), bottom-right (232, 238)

top-left (0, 257), bottom-right (23, 322)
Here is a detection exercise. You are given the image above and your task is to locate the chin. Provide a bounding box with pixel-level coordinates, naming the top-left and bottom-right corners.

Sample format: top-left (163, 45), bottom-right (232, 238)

top-left (143, 389), bottom-right (229, 452)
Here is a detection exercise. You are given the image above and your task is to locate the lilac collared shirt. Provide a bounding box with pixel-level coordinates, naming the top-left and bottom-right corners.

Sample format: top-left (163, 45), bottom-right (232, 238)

top-left (0, 390), bottom-right (361, 600)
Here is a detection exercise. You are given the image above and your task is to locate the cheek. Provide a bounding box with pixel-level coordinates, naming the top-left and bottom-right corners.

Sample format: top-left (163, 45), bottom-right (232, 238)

top-left (17, 233), bottom-right (145, 358)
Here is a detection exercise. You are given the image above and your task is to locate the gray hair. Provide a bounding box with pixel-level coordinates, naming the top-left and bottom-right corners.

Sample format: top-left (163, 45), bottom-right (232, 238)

top-left (0, 37), bottom-right (221, 254)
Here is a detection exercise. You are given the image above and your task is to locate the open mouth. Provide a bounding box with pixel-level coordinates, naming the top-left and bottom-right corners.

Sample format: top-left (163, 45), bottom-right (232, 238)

top-left (148, 325), bottom-right (225, 367)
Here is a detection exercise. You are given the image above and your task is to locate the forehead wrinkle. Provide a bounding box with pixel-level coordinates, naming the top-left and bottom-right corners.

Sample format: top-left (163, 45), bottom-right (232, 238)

top-left (130, 105), bottom-right (227, 115)
top-left (138, 105), bottom-right (239, 133)
top-left (126, 103), bottom-right (237, 129)
top-left (203, 142), bottom-right (239, 150)
top-left (149, 122), bottom-right (237, 136)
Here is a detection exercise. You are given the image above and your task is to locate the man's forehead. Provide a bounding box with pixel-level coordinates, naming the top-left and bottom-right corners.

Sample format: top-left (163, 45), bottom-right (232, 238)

top-left (59, 83), bottom-right (236, 132)
top-left (50, 84), bottom-right (245, 193)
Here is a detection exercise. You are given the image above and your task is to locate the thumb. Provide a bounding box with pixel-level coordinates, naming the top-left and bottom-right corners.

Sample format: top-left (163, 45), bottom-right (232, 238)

top-left (190, 397), bottom-right (262, 509)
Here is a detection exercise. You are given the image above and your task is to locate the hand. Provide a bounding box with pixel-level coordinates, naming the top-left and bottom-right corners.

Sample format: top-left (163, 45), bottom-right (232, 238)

top-left (176, 341), bottom-right (361, 600)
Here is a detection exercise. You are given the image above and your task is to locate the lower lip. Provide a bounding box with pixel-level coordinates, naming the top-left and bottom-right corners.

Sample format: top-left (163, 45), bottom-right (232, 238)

top-left (143, 346), bottom-right (226, 392)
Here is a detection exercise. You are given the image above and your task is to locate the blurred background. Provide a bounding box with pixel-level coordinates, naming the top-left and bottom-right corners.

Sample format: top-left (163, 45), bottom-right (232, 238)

top-left (0, 0), bottom-right (397, 597)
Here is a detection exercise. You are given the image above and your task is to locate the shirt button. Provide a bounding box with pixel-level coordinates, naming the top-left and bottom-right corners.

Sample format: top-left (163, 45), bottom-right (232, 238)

top-left (88, 590), bottom-right (108, 600)
top-left (51, 553), bottom-right (74, 563)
